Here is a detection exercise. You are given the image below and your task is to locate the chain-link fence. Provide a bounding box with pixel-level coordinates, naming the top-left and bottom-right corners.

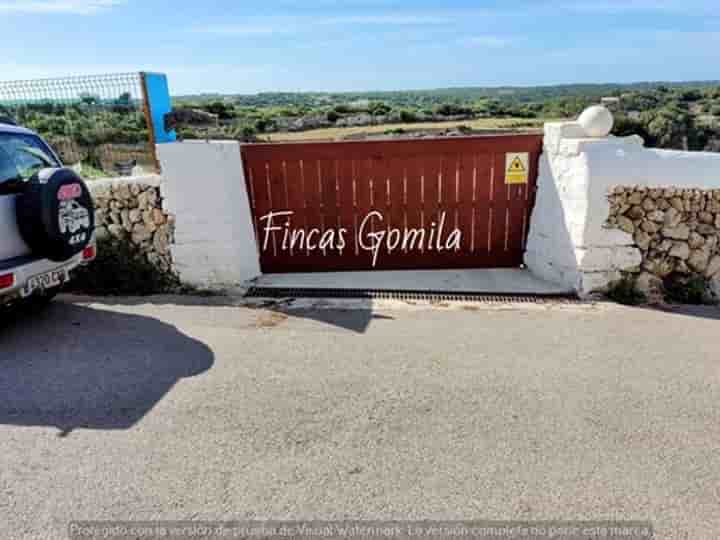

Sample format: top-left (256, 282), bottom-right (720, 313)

top-left (0, 72), bottom-right (159, 178)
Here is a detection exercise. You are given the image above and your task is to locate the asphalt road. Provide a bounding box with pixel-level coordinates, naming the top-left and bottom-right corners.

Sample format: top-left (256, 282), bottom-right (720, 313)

top-left (1, 296), bottom-right (719, 540)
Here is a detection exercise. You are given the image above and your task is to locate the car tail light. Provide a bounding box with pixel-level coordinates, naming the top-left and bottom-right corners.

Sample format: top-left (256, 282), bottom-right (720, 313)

top-left (0, 273), bottom-right (14, 290)
top-left (82, 245), bottom-right (96, 261)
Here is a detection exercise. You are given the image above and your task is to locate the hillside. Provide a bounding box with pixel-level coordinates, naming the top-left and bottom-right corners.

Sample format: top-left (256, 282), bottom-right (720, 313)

top-left (173, 81), bottom-right (720, 150)
top-left (175, 80), bottom-right (720, 106)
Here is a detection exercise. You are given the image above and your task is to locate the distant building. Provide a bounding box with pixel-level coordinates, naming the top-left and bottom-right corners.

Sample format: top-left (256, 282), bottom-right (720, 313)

top-left (627, 111), bottom-right (641, 120)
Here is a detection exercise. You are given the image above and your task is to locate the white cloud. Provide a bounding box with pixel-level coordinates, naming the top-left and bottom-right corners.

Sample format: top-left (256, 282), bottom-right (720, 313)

top-left (195, 13), bottom-right (466, 36)
top-left (459, 36), bottom-right (510, 48)
top-left (319, 14), bottom-right (452, 25)
top-left (561, 0), bottom-right (719, 15)
top-left (194, 24), bottom-right (284, 37)
top-left (0, 0), bottom-right (123, 15)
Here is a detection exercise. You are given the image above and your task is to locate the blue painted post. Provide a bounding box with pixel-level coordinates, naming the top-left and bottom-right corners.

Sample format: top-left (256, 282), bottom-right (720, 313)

top-left (141, 72), bottom-right (176, 144)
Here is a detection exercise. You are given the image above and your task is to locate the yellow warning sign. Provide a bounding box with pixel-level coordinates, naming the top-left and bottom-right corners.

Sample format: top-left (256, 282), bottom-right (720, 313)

top-left (505, 152), bottom-right (529, 185)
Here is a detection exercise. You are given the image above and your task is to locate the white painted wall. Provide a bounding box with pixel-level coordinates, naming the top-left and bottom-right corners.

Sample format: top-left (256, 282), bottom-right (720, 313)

top-left (525, 119), bottom-right (720, 297)
top-left (157, 141), bottom-right (260, 288)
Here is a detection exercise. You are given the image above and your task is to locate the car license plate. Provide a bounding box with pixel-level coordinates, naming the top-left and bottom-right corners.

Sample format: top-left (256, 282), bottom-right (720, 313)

top-left (20, 268), bottom-right (69, 297)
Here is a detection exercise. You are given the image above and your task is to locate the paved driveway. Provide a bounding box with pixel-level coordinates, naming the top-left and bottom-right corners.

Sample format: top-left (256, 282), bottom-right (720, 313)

top-left (1, 296), bottom-right (719, 540)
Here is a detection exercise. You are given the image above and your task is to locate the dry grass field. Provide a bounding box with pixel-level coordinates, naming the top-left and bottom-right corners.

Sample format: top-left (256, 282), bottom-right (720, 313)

top-left (265, 116), bottom-right (556, 142)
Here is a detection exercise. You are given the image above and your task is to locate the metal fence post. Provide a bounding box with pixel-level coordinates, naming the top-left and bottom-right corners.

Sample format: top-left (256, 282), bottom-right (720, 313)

top-left (139, 72), bottom-right (160, 172)
top-left (140, 72), bottom-right (177, 174)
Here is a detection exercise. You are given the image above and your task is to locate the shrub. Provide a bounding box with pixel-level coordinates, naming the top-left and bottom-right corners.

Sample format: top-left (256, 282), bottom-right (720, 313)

top-left (663, 274), bottom-right (712, 305)
top-left (232, 125), bottom-right (258, 141)
top-left (612, 115), bottom-right (650, 140)
top-left (606, 277), bottom-right (647, 306)
top-left (203, 101), bottom-right (236, 120)
top-left (254, 118), bottom-right (271, 132)
top-left (434, 103), bottom-right (474, 116)
top-left (399, 109), bottom-right (417, 123)
top-left (368, 101), bottom-right (391, 116)
top-left (68, 237), bottom-right (178, 296)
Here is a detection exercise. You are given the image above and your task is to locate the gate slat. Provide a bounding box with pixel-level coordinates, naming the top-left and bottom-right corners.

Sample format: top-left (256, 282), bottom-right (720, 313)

top-left (247, 158), bottom-right (272, 255)
top-left (404, 156), bottom-right (423, 256)
top-left (317, 158), bottom-right (339, 263)
top-left (283, 159), bottom-right (306, 262)
top-left (337, 158), bottom-right (355, 260)
top-left (489, 152), bottom-right (508, 257)
top-left (387, 156), bottom-right (406, 255)
top-left (439, 153), bottom-right (456, 210)
top-left (422, 155), bottom-right (441, 245)
top-left (355, 157), bottom-right (374, 266)
top-left (457, 153), bottom-right (476, 254)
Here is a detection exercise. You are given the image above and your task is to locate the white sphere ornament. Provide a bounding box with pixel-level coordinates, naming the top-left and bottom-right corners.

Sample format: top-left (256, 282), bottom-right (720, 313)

top-left (577, 105), bottom-right (614, 138)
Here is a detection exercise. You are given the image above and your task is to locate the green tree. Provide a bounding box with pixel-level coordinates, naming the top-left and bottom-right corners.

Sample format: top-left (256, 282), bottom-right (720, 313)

top-left (399, 109), bottom-right (417, 123)
top-left (611, 115), bottom-right (649, 140)
top-left (678, 89), bottom-right (703, 102)
top-left (203, 101), bottom-right (236, 120)
top-left (368, 101), bottom-right (391, 116)
top-left (642, 105), bottom-right (694, 149)
top-left (79, 94), bottom-right (100, 106)
top-left (112, 92), bottom-right (132, 113)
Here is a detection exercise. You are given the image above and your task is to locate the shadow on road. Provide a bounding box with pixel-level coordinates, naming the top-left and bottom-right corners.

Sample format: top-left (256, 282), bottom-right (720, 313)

top-left (61, 292), bottom-right (242, 308)
top-left (286, 308), bottom-right (395, 333)
top-left (0, 301), bottom-right (214, 435)
top-left (639, 303), bottom-right (720, 321)
top-left (247, 298), bottom-right (396, 333)
top-left (65, 294), bottom-right (396, 334)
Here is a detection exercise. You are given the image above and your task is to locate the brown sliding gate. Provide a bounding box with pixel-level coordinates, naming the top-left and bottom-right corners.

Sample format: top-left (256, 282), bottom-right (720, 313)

top-left (242, 135), bottom-right (543, 273)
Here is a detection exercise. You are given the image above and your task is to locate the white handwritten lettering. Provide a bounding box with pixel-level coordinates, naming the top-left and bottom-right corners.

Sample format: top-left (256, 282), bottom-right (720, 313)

top-left (258, 210), bottom-right (462, 265)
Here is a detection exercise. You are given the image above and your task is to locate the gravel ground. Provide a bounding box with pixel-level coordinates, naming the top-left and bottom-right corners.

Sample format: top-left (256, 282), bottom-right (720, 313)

top-left (1, 296), bottom-right (719, 540)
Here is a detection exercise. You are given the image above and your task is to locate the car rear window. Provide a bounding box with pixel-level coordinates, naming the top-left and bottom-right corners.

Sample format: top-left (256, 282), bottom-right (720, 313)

top-left (0, 133), bottom-right (60, 192)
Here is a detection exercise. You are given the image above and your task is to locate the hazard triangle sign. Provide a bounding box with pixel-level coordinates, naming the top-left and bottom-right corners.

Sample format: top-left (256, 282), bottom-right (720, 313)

top-left (505, 152), bottom-right (529, 184)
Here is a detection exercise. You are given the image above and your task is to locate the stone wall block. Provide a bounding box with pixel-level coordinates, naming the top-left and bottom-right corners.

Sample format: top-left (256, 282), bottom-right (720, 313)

top-left (607, 186), bottom-right (720, 303)
top-left (89, 177), bottom-right (175, 279)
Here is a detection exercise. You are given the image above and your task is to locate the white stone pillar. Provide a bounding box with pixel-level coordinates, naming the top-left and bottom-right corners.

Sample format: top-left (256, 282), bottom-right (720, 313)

top-left (525, 106), bottom-right (643, 297)
top-left (157, 141), bottom-right (261, 289)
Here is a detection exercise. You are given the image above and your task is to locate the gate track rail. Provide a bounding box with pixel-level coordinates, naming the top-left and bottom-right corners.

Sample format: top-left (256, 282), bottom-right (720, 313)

top-left (245, 287), bottom-right (580, 304)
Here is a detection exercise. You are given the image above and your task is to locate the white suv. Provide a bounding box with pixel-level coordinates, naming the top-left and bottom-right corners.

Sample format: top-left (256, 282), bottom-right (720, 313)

top-left (0, 122), bottom-right (96, 307)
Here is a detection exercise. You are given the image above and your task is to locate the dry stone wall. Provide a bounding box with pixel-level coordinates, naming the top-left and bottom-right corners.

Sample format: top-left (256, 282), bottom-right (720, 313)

top-left (607, 186), bottom-right (720, 300)
top-left (89, 177), bottom-right (175, 275)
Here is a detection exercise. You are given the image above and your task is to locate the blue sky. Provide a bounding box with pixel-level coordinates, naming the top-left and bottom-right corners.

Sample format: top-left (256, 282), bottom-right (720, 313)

top-left (0, 0), bottom-right (719, 94)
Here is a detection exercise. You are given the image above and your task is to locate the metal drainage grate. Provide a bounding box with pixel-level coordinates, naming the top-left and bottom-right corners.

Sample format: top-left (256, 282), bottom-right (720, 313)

top-left (245, 287), bottom-right (580, 304)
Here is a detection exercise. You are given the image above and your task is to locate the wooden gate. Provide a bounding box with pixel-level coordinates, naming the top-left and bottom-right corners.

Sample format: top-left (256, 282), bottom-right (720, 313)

top-left (242, 135), bottom-right (542, 273)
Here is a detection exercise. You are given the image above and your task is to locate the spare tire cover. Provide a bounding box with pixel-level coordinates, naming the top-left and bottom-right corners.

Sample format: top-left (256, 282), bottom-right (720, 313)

top-left (16, 168), bottom-right (95, 262)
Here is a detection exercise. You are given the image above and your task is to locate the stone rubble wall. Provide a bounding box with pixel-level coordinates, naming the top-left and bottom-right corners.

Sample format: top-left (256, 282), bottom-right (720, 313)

top-left (88, 176), bottom-right (175, 274)
top-left (607, 186), bottom-right (720, 299)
